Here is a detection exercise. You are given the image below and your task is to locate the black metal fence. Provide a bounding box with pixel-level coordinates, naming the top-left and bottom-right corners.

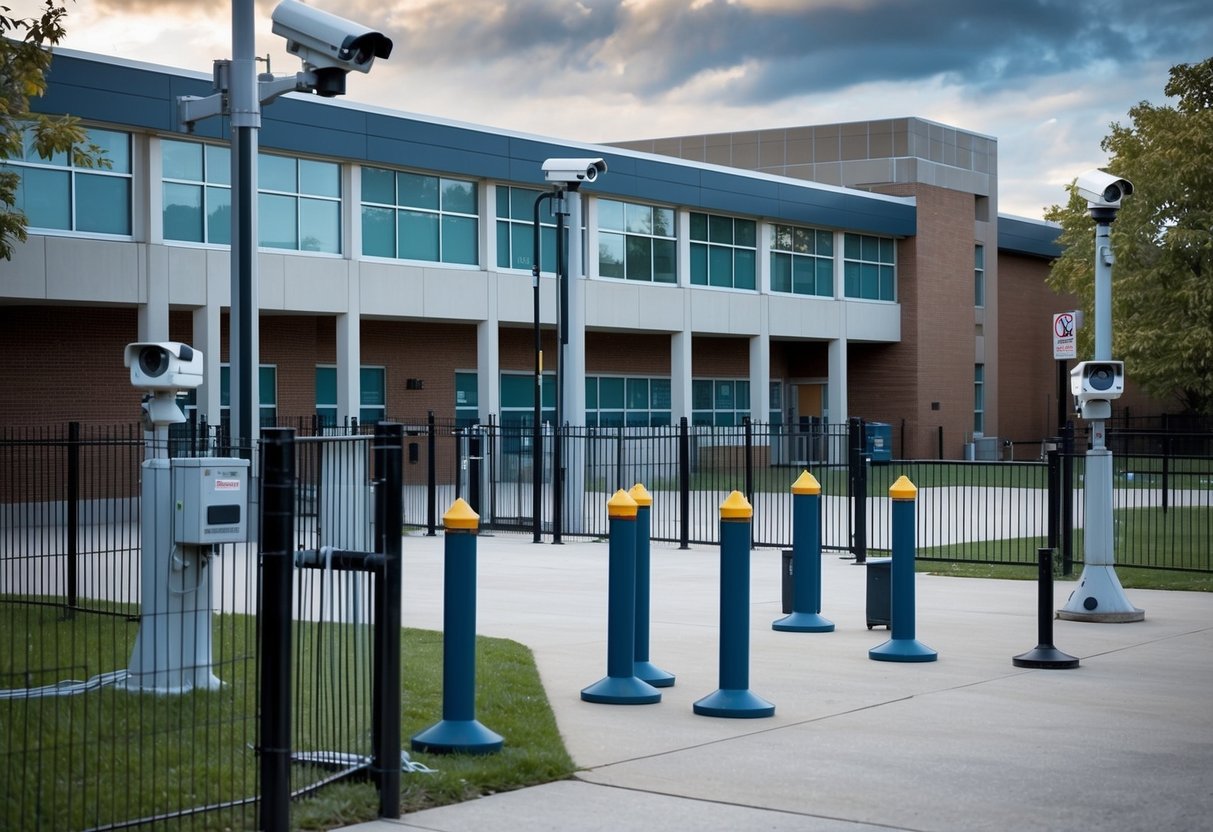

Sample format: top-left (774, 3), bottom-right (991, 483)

top-left (2, 416), bottom-right (1210, 828)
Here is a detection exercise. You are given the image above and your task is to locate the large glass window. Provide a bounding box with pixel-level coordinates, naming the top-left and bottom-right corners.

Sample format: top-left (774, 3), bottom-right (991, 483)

top-left (163, 139), bottom-right (231, 244)
top-left (455, 372), bottom-right (480, 427)
top-left (771, 224), bottom-right (833, 297)
top-left (974, 244), bottom-right (986, 307)
top-left (691, 378), bottom-right (751, 427)
top-left (690, 212), bottom-right (756, 290)
top-left (585, 376), bottom-right (671, 427)
top-left (5, 125), bottom-right (132, 235)
top-left (843, 233), bottom-right (896, 301)
top-left (362, 167), bottom-right (478, 265)
top-left (315, 365), bottom-right (386, 427)
top-left (598, 199), bottom-right (676, 283)
top-left (496, 186), bottom-right (558, 273)
top-left (219, 365), bottom-right (278, 427)
top-left (259, 153), bottom-right (341, 253)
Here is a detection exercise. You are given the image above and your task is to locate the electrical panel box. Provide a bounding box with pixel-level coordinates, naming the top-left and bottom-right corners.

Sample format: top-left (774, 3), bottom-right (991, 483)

top-left (172, 457), bottom-right (250, 544)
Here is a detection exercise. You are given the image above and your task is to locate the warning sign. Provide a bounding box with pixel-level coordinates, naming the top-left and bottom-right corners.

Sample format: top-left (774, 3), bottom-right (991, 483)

top-left (1053, 312), bottom-right (1077, 360)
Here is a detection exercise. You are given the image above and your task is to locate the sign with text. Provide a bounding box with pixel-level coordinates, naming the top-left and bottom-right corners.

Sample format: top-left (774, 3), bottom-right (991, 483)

top-left (1053, 311), bottom-right (1077, 360)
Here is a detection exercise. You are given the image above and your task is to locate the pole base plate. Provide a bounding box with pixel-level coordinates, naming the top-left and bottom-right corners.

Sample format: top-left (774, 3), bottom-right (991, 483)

top-left (1013, 646), bottom-right (1080, 669)
top-left (411, 719), bottom-right (504, 755)
top-left (633, 661), bottom-right (675, 688)
top-left (581, 675), bottom-right (661, 705)
top-left (772, 612), bottom-right (835, 633)
top-left (693, 687), bottom-right (775, 719)
top-left (869, 638), bottom-right (938, 662)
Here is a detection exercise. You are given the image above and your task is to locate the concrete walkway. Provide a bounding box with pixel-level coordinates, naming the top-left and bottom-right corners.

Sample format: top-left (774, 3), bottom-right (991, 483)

top-left (338, 532), bottom-right (1213, 832)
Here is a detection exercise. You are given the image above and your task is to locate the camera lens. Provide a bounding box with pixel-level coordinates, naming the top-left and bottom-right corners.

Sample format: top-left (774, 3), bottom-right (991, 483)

top-left (1089, 366), bottom-right (1114, 391)
top-left (138, 346), bottom-right (170, 378)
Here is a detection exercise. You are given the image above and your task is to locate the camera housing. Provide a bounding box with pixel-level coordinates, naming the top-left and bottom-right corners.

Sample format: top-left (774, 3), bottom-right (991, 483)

top-left (1070, 360), bottom-right (1125, 420)
top-left (271, 0), bottom-right (392, 79)
top-left (542, 158), bottom-right (608, 186)
top-left (1074, 169), bottom-right (1133, 208)
top-left (125, 342), bottom-right (204, 392)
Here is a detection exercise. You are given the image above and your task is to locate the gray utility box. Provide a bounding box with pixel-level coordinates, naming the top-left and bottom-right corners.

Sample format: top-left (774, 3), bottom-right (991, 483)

top-left (172, 457), bottom-right (250, 544)
top-left (866, 557), bottom-right (892, 629)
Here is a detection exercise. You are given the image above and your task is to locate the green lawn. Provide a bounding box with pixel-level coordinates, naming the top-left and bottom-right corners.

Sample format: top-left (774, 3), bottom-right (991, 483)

top-left (0, 603), bottom-right (574, 831)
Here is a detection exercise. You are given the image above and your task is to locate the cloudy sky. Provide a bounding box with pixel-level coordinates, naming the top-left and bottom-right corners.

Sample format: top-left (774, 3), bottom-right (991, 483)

top-left (17, 0), bottom-right (1213, 219)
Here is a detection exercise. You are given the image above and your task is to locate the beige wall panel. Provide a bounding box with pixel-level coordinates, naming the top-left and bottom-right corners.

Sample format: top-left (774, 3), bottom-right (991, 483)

top-left (421, 267), bottom-right (489, 321)
top-left (281, 256), bottom-right (349, 313)
top-left (166, 245), bottom-right (208, 306)
top-left (45, 237), bottom-right (140, 303)
top-left (2, 236), bottom-right (48, 299)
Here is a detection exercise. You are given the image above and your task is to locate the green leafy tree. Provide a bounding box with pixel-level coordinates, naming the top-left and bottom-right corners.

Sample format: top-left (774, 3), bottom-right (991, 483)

top-left (1, 1), bottom-right (106, 260)
top-left (1046, 57), bottom-right (1213, 416)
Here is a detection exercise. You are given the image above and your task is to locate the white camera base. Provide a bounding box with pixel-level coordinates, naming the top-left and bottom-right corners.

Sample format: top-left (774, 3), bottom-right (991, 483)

top-left (1058, 564), bottom-right (1145, 622)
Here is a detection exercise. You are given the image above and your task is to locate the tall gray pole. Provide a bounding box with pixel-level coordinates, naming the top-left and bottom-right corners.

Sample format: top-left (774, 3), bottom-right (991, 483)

top-left (231, 0), bottom-right (261, 456)
top-left (1059, 207), bottom-right (1143, 622)
top-left (562, 190), bottom-right (586, 534)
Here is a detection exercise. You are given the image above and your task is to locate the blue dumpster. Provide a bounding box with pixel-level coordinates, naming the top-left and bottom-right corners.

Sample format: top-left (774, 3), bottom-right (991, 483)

top-left (865, 422), bottom-right (892, 463)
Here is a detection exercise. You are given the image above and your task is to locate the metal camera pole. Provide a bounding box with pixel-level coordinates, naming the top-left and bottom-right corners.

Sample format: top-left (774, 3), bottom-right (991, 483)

top-left (1059, 202), bottom-right (1143, 622)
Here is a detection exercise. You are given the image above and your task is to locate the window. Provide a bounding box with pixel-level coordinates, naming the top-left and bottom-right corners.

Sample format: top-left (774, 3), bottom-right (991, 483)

top-left (500, 372), bottom-right (556, 427)
top-left (5, 125), bottom-right (132, 235)
top-left (598, 199), bottom-right (675, 283)
top-left (769, 381), bottom-right (782, 426)
top-left (843, 233), bottom-right (896, 301)
top-left (163, 138), bottom-right (231, 244)
top-left (455, 372), bottom-right (480, 427)
top-left (362, 167), bottom-right (478, 265)
top-left (974, 244), bottom-right (986, 308)
top-left (690, 213), bottom-right (756, 290)
top-left (691, 378), bottom-right (751, 427)
top-left (315, 366), bottom-right (386, 427)
top-left (259, 153), bottom-right (341, 253)
top-left (771, 224), bottom-right (833, 297)
top-left (219, 365), bottom-right (278, 427)
top-left (586, 376), bottom-right (671, 427)
top-left (496, 186), bottom-right (558, 272)
top-left (974, 364), bottom-right (985, 435)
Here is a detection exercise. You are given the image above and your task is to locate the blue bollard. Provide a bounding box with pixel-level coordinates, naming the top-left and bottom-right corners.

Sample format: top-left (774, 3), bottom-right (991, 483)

top-left (630, 483), bottom-right (675, 687)
top-left (694, 491), bottom-right (775, 718)
top-left (869, 476), bottom-right (937, 662)
top-left (411, 499), bottom-right (504, 754)
top-left (582, 490), bottom-right (662, 705)
top-left (773, 471), bottom-right (835, 633)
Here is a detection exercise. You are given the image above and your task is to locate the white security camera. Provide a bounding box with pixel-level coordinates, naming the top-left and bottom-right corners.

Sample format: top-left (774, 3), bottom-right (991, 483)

top-left (542, 158), bottom-right (608, 186)
top-left (1070, 360), bottom-right (1125, 420)
top-left (125, 342), bottom-right (204, 392)
top-left (271, 0), bottom-right (392, 89)
top-left (1074, 169), bottom-right (1133, 207)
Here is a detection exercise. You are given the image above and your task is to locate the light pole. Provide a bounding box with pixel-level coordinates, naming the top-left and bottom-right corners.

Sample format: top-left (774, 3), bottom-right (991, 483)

top-left (1059, 169), bottom-right (1144, 623)
top-left (531, 191), bottom-right (556, 542)
top-left (178, 0), bottom-right (391, 457)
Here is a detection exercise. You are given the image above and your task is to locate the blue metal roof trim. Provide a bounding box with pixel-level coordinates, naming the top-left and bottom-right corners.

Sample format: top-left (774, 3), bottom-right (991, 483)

top-left (998, 215), bottom-right (1062, 259)
top-left (33, 51), bottom-right (918, 237)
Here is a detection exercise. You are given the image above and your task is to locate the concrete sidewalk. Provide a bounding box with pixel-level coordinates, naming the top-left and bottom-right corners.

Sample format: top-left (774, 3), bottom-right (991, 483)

top-left (339, 532), bottom-right (1213, 832)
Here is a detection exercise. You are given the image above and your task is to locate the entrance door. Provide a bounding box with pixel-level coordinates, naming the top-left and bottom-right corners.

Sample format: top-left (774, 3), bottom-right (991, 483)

top-left (790, 383), bottom-right (826, 463)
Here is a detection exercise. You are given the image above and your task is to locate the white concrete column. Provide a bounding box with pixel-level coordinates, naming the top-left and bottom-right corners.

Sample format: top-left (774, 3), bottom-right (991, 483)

top-left (671, 329), bottom-right (693, 422)
top-left (192, 301), bottom-right (222, 424)
top-left (336, 308), bottom-right (360, 427)
top-left (138, 246), bottom-right (170, 342)
top-left (477, 317), bottom-right (500, 423)
top-left (828, 337), bottom-right (848, 426)
top-left (749, 331), bottom-right (770, 425)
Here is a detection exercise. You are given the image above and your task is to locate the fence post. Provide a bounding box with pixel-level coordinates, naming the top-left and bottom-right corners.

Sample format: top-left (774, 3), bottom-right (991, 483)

top-left (1046, 439), bottom-right (1060, 553)
top-left (1061, 421), bottom-right (1075, 575)
top-left (678, 417), bottom-right (690, 550)
top-left (372, 422), bottom-right (404, 817)
top-left (259, 427), bottom-right (295, 832)
top-left (1162, 433), bottom-right (1171, 514)
top-left (66, 421), bottom-right (80, 614)
top-left (849, 417), bottom-right (867, 564)
top-left (426, 411), bottom-right (437, 536)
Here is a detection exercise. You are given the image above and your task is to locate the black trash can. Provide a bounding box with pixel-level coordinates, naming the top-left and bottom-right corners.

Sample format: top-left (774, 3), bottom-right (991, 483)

top-left (866, 557), bottom-right (892, 629)
top-left (781, 550), bottom-right (794, 614)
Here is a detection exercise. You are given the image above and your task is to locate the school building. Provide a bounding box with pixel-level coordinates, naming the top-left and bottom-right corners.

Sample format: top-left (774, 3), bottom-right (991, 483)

top-left (2, 49), bottom-right (1144, 458)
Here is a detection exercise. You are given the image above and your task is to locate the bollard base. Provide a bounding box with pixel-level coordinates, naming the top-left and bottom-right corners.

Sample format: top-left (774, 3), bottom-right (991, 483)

top-left (772, 611), bottom-right (835, 633)
top-left (411, 719), bottom-right (504, 755)
top-left (633, 661), bottom-right (675, 688)
top-left (692, 688), bottom-right (775, 719)
top-left (581, 675), bottom-right (662, 705)
top-left (1012, 646), bottom-right (1080, 669)
top-left (869, 638), bottom-right (937, 662)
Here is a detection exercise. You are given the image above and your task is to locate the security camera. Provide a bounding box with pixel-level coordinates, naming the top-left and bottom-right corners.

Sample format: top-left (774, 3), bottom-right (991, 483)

top-left (1075, 169), bottom-right (1133, 208)
top-left (271, 0), bottom-right (392, 92)
top-left (125, 342), bottom-right (204, 392)
top-left (542, 158), bottom-right (608, 186)
top-left (1070, 360), bottom-right (1125, 420)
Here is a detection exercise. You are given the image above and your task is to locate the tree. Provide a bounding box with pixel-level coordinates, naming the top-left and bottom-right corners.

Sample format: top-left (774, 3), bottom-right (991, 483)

top-left (1, 1), bottom-right (106, 260)
top-left (1046, 57), bottom-right (1213, 416)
